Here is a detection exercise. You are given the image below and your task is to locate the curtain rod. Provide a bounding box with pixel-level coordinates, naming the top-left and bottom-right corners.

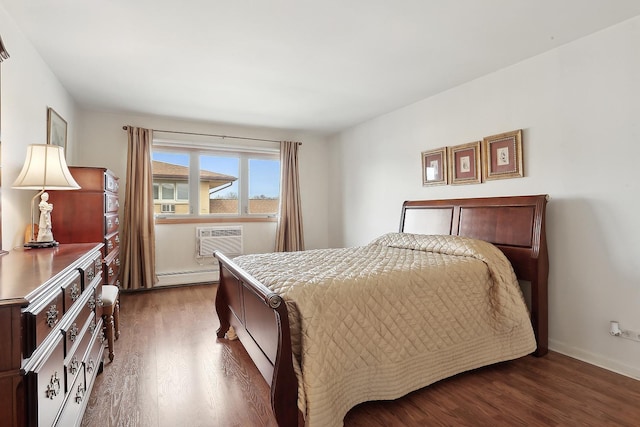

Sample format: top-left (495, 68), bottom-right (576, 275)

top-left (122, 125), bottom-right (301, 145)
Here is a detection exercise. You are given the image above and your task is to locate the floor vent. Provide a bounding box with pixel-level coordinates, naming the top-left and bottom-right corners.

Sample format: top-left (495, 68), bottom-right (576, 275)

top-left (196, 226), bottom-right (243, 258)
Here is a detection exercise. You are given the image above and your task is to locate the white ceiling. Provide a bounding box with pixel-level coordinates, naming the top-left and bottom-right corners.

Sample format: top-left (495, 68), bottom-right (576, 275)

top-left (3, 1), bottom-right (640, 134)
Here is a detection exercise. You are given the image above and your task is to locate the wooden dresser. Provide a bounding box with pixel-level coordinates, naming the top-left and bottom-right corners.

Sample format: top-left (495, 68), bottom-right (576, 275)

top-left (0, 243), bottom-right (105, 427)
top-left (49, 167), bottom-right (121, 287)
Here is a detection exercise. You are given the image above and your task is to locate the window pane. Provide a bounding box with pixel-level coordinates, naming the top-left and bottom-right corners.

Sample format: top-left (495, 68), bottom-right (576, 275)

top-left (200, 155), bottom-right (239, 215)
top-left (152, 151), bottom-right (189, 214)
top-left (161, 183), bottom-right (175, 200)
top-left (176, 183), bottom-right (189, 201)
top-left (248, 159), bottom-right (280, 214)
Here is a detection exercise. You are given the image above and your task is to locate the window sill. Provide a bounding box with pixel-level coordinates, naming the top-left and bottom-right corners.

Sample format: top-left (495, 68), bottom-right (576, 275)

top-left (155, 216), bottom-right (277, 225)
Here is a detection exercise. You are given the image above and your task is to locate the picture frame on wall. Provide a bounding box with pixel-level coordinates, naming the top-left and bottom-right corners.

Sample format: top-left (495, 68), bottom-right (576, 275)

top-left (421, 147), bottom-right (448, 186)
top-left (47, 107), bottom-right (67, 155)
top-left (448, 141), bottom-right (481, 185)
top-left (482, 129), bottom-right (523, 181)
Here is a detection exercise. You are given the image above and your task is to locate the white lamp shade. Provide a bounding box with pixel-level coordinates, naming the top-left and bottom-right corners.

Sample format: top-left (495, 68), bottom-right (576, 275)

top-left (12, 144), bottom-right (80, 190)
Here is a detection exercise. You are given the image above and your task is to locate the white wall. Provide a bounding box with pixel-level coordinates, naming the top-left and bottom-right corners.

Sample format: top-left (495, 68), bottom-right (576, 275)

top-left (1, 6), bottom-right (78, 250)
top-left (75, 110), bottom-right (330, 283)
top-left (1, 0), bottom-right (330, 280)
top-left (328, 17), bottom-right (640, 379)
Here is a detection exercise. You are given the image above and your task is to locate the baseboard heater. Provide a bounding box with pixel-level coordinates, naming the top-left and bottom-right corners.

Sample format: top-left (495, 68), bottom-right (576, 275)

top-left (156, 269), bottom-right (219, 287)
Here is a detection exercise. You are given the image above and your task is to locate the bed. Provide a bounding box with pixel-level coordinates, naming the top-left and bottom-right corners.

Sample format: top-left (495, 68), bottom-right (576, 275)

top-left (214, 194), bottom-right (549, 427)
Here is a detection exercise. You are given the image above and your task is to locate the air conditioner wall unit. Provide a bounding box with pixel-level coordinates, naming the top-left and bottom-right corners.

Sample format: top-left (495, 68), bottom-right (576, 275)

top-left (196, 226), bottom-right (243, 258)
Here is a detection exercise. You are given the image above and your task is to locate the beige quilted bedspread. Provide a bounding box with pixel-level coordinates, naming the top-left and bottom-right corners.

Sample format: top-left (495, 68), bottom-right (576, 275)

top-left (233, 233), bottom-right (536, 427)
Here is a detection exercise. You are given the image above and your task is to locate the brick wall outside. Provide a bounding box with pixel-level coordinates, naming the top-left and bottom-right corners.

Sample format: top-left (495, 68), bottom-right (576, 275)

top-left (209, 199), bottom-right (278, 214)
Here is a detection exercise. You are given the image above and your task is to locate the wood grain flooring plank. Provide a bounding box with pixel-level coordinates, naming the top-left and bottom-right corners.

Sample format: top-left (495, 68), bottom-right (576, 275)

top-left (82, 285), bottom-right (640, 427)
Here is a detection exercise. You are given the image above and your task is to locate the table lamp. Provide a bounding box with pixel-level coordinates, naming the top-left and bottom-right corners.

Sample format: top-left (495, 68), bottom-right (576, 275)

top-left (12, 144), bottom-right (80, 248)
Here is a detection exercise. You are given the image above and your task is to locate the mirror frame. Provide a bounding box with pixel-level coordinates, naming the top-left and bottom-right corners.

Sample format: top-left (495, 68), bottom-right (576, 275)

top-left (0, 35), bottom-right (9, 255)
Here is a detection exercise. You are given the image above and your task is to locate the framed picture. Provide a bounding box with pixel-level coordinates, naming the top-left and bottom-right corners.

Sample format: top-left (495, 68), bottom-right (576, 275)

top-left (421, 147), bottom-right (448, 186)
top-left (47, 107), bottom-right (67, 154)
top-left (482, 129), bottom-right (523, 181)
top-left (448, 141), bottom-right (481, 185)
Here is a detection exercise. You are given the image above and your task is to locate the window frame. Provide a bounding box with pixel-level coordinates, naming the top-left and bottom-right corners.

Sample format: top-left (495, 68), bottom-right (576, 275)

top-left (152, 138), bottom-right (280, 219)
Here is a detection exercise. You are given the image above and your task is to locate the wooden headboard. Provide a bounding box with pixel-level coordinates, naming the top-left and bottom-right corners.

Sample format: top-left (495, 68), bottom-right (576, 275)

top-left (399, 194), bottom-right (549, 356)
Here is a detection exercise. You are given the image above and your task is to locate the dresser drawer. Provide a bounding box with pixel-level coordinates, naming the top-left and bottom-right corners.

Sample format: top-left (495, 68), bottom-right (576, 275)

top-left (78, 252), bottom-right (102, 291)
top-left (28, 335), bottom-right (65, 427)
top-left (84, 317), bottom-right (105, 387)
top-left (105, 231), bottom-right (120, 255)
top-left (105, 213), bottom-right (119, 235)
top-left (61, 272), bottom-right (82, 315)
top-left (104, 249), bottom-right (121, 286)
top-left (93, 286), bottom-right (104, 320)
top-left (105, 193), bottom-right (119, 213)
top-left (105, 171), bottom-right (119, 194)
top-left (24, 290), bottom-right (64, 358)
top-left (62, 301), bottom-right (93, 357)
top-left (55, 364), bottom-right (86, 427)
top-left (64, 315), bottom-right (94, 393)
top-left (94, 255), bottom-right (104, 284)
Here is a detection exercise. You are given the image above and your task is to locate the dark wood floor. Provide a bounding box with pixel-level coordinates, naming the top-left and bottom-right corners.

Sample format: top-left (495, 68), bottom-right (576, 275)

top-left (82, 285), bottom-right (640, 427)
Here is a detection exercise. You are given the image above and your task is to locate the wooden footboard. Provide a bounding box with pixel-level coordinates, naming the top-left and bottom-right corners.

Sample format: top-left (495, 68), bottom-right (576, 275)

top-left (214, 251), bottom-right (300, 427)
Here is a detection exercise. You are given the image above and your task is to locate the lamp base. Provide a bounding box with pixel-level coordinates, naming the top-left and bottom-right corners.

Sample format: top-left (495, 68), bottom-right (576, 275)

top-left (24, 240), bottom-right (59, 249)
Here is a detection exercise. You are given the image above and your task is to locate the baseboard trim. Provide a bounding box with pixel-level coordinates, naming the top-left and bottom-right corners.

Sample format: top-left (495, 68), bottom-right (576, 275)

top-left (549, 338), bottom-right (640, 381)
top-left (156, 270), bottom-right (220, 287)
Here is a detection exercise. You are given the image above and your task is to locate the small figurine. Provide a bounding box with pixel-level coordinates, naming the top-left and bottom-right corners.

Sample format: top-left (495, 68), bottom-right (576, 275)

top-left (37, 192), bottom-right (54, 242)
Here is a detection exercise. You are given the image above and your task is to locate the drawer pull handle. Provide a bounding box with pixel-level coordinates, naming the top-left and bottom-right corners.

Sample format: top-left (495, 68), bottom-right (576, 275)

top-left (69, 323), bottom-right (79, 342)
top-left (70, 283), bottom-right (81, 301)
top-left (115, 235), bottom-right (120, 243)
top-left (46, 305), bottom-right (59, 328)
top-left (69, 356), bottom-right (80, 375)
top-left (97, 296), bottom-right (104, 307)
top-left (87, 359), bottom-right (95, 374)
top-left (87, 269), bottom-right (95, 281)
top-left (115, 258), bottom-right (121, 267)
top-left (45, 372), bottom-right (61, 399)
top-left (115, 217), bottom-right (120, 225)
top-left (108, 240), bottom-right (114, 251)
top-left (89, 319), bottom-right (97, 334)
top-left (75, 383), bottom-right (86, 404)
top-left (109, 267), bottom-right (114, 277)
top-left (88, 295), bottom-right (96, 311)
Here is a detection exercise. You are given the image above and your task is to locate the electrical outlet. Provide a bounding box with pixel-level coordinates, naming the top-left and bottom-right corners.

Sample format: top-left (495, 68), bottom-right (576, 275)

top-left (620, 329), bottom-right (640, 343)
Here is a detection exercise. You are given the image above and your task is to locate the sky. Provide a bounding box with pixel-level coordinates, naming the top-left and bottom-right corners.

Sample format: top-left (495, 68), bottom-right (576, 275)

top-left (152, 151), bottom-right (280, 198)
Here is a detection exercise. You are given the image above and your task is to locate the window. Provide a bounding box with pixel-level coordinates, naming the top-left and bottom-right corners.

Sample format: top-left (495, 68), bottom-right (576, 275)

top-left (152, 139), bottom-right (280, 217)
top-left (161, 183), bottom-right (175, 200)
top-left (176, 183), bottom-right (189, 201)
top-left (161, 204), bottom-right (176, 213)
top-left (200, 154), bottom-right (240, 215)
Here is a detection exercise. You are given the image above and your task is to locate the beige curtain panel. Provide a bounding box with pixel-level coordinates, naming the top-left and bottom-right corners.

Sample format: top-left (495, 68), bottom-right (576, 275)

top-left (275, 141), bottom-right (304, 252)
top-left (121, 126), bottom-right (158, 290)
